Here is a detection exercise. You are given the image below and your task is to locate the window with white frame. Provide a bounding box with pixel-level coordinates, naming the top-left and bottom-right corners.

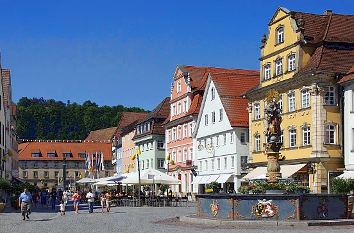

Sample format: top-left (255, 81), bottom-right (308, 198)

top-left (277, 27), bottom-right (284, 44)
top-left (254, 134), bottom-right (261, 152)
top-left (219, 108), bottom-right (223, 121)
top-left (189, 147), bottom-right (193, 161)
top-left (302, 126), bottom-right (311, 146)
top-left (205, 114), bottom-right (208, 126)
top-left (172, 151), bottom-right (176, 162)
top-left (289, 129), bottom-right (297, 147)
top-left (177, 80), bottom-right (181, 93)
top-left (278, 94), bottom-right (283, 113)
top-left (172, 127), bottom-right (176, 141)
top-left (217, 158), bottom-right (220, 170)
top-left (205, 160), bottom-right (208, 171)
top-left (280, 130), bottom-right (284, 144)
top-left (146, 159), bottom-right (149, 169)
top-left (211, 159), bottom-right (214, 170)
top-left (264, 64), bottom-right (271, 80)
top-left (168, 130), bottom-right (171, 143)
top-left (177, 102), bottom-right (182, 114)
top-left (211, 111), bottom-right (216, 124)
top-left (183, 99), bottom-right (188, 113)
top-left (301, 89), bottom-right (310, 108)
top-left (275, 58), bottom-right (283, 76)
top-left (177, 150), bottom-right (182, 162)
top-left (254, 103), bottom-right (260, 120)
top-left (211, 87), bottom-right (215, 100)
top-left (230, 132), bottom-right (234, 143)
top-left (177, 126), bottom-right (181, 140)
top-left (224, 157), bottom-right (227, 169)
top-left (325, 124), bottom-right (336, 144)
top-left (223, 133), bottom-right (227, 145)
top-left (199, 161), bottom-right (202, 171)
top-left (183, 124), bottom-right (187, 138)
top-left (216, 135), bottom-right (219, 146)
top-left (158, 159), bottom-right (164, 169)
top-left (183, 148), bottom-right (187, 162)
top-left (288, 54), bottom-right (296, 71)
top-left (189, 123), bottom-right (193, 137)
top-left (352, 128), bottom-right (354, 150)
top-left (157, 140), bottom-right (164, 149)
top-left (325, 86), bottom-right (336, 105)
top-left (172, 104), bottom-right (176, 116)
top-left (288, 91), bottom-right (296, 112)
top-left (231, 156), bottom-right (235, 168)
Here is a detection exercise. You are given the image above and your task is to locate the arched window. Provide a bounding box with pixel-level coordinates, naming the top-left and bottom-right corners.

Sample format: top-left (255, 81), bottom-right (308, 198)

top-left (277, 27), bottom-right (284, 44)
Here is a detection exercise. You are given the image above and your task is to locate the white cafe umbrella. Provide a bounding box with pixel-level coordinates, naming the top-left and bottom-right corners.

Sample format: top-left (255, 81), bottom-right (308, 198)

top-left (76, 178), bottom-right (96, 184)
top-left (121, 169), bottom-right (180, 185)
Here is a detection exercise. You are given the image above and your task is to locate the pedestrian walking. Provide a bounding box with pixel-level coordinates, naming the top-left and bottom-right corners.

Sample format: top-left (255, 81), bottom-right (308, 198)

top-left (100, 192), bottom-right (106, 213)
top-left (40, 189), bottom-right (47, 208)
top-left (32, 191), bottom-right (39, 208)
top-left (105, 191), bottom-right (112, 213)
top-left (86, 190), bottom-right (95, 213)
top-left (59, 200), bottom-right (65, 216)
top-left (18, 188), bottom-right (33, 221)
top-left (50, 188), bottom-right (57, 210)
top-left (72, 190), bottom-right (81, 214)
top-left (63, 189), bottom-right (69, 206)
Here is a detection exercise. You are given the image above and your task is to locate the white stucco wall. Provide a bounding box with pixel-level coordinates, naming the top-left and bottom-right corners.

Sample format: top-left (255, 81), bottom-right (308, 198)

top-left (344, 83), bottom-right (354, 170)
top-left (193, 77), bottom-right (250, 192)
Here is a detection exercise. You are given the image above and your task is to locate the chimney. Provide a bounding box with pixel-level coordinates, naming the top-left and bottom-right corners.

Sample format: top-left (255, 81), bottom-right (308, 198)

top-left (324, 10), bottom-right (333, 15)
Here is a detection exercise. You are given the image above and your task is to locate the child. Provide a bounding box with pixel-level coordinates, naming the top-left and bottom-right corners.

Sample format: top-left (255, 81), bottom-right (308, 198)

top-left (100, 192), bottom-right (106, 213)
top-left (59, 200), bottom-right (65, 216)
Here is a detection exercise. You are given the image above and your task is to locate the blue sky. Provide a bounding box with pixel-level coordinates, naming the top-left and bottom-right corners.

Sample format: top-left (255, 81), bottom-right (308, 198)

top-left (0, 0), bottom-right (353, 110)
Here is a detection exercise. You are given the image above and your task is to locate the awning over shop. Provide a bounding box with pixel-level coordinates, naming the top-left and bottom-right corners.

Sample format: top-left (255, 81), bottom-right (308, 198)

top-left (336, 171), bottom-right (354, 179)
top-left (216, 174), bottom-right (233, 183)
top-left (241, 163), bottom-right (307, 181)
top-left (193, 175), bottom-right (220, 184)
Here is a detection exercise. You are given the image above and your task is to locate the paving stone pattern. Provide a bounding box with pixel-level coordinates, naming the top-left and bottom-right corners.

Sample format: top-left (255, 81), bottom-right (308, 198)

top-left (1, 203), bottom-right (354, 233)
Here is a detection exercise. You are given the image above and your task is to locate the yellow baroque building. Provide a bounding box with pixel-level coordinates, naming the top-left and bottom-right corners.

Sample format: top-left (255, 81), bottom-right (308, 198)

top-left (245, 7), bottom-right (354, 193)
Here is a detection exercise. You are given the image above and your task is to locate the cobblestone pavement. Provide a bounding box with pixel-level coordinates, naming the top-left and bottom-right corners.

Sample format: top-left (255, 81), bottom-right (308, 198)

top-left (1, 203), bottom-right (354, 233)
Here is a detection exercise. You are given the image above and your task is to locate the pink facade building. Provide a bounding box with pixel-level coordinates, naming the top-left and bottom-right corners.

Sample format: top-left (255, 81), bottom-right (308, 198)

top-left (165, 65), bottom-right (244, 195)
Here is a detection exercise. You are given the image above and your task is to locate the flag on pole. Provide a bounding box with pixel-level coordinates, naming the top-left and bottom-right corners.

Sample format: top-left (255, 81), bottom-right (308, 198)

top-left (96, 152), bottom-right (99, 171)
top-left (101, 152), bottom-right (105, 171)
top-left (86, 153), bottom-right (92, 173)
top-left (91, 152), bottom-right (94, 173)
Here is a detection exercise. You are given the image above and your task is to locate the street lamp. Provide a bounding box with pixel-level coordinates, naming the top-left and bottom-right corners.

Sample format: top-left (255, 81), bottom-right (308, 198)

top-left (63, 157), bottom-right (67, 190)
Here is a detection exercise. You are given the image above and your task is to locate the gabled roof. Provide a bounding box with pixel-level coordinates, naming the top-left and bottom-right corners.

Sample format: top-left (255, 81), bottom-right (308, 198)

top-left (18, 142), bottom-right (112, 161)
top-left (211, 71), bottom-right (259, 127)
top-left (133, 98), bottom-right (170, 140)
top-left (85, 111), bottom-right (148, 141)
top-left (138, 97), bottom-right (170, 123)
top-left (339, 65), bottom-right (354, 84)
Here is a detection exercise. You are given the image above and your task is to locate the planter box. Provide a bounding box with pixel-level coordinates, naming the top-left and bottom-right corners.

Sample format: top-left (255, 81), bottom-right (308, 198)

top-left (266, 190), bottom-right (285, 194)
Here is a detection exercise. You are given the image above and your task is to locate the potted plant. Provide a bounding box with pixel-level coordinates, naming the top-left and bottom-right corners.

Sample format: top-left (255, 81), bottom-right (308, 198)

top-left (285, 183), bottom-right (310, 194)
top-left (206, 181), bottom-right (221, 193)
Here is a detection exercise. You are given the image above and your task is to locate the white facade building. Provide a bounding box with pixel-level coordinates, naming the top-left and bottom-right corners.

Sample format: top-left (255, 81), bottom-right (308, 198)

top-left (340, 67), bottom-right (354, 175)
top-left (193, 71), bottom-right (259, 193)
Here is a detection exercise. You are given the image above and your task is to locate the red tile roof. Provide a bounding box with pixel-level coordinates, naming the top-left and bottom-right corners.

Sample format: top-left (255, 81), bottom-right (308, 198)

top-left (85, 111), bottom-right (148, 141)
top-left (18, 142), bottom-right (112, 161)
top-left (292, 12), bottom-right (354, 44)
top-left (339, 65), bottom-right (354, 83)
top-left (296, 45), bottom-right (354, 77)
top-left (211, 70), bottom-right (259, 127)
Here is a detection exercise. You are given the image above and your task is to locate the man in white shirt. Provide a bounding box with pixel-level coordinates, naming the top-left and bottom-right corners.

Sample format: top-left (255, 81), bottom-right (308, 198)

top-left (86, 190), bottom-right (95, 213)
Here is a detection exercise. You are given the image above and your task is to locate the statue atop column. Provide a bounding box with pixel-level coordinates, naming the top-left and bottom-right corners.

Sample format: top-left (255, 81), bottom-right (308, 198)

top-left (264, 90), bottom-right (283, 183)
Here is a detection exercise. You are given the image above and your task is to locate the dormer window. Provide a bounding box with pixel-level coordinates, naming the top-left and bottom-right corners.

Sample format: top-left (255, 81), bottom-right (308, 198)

top-left (277, 27), bottom-right (284, 44)
top-left (264, 64), bottom-right (271, 80)
top-left (211, 87), bottom-right (215, 100)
